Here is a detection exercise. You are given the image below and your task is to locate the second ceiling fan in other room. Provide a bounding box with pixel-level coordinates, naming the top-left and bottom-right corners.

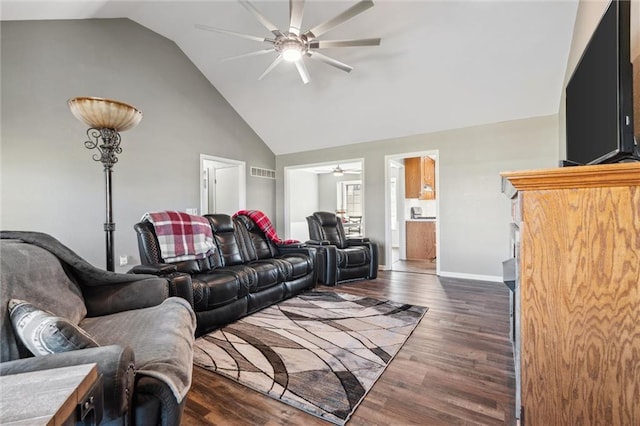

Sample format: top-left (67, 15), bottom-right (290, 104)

top-left (195, 0), bottom-right (381, 84)
top-left (312, 165), bottom-right (361, 176)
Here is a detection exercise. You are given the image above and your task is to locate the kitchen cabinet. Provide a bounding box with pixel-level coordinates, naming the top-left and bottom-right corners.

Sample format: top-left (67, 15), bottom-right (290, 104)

top-left (421, 156), bottom-right (436, 200)
top-left (404, 157), bottom-right (436, 199)
top-left (406, 220), bottom-right (436, 260)
top-left (404, 157), bottom-right (421, 199)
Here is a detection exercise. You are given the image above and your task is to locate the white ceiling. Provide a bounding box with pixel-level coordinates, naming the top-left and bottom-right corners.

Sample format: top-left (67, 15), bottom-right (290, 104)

top-left (2, 0), bottom-right (581, 155)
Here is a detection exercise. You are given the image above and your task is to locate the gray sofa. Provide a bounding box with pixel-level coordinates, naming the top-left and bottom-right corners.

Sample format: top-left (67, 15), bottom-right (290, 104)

top-left (0, 231), bottom-right (196, 426)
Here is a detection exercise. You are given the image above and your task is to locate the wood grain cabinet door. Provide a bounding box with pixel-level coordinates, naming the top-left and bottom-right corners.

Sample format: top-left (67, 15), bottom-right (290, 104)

top-left (404, 157), bottom-right (421, 199)
top-left (420, 156), bottom-right (436, 200)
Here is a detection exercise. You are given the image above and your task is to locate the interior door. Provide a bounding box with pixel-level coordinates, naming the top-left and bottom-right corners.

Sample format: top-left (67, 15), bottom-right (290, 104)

top-left (214, 166), bottom-right (240, 214)
top-left (200, 155), bottom-right (246, 216)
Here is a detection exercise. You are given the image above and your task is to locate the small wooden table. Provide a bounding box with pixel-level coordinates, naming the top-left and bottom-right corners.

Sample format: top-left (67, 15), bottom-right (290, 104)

top-left (0, 363), bottom-right (103, 425)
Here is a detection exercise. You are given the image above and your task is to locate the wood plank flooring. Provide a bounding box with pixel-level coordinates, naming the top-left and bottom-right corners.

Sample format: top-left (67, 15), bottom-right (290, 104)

top-left (391, 259), bottom-right (437, 274)
top-left (182, 271), bottom-right (516, 425)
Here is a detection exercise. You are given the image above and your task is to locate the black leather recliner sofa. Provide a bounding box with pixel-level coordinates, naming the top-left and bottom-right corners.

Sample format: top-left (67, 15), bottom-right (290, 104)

top-left (133, 213), bottom-right (317, 335)
top-left (306, 211), bottom-right (378, 286)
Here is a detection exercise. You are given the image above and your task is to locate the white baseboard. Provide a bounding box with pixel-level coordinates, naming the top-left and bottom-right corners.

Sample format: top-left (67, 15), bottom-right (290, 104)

top-left (438, 271), bottom-right (503, 283)
top-left (379, 265), bottom-right (501, 283)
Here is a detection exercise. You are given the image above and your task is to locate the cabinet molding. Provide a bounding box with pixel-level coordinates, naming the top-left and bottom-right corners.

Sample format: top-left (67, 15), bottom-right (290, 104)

top-left (502, 162), bottom-right (640, 190)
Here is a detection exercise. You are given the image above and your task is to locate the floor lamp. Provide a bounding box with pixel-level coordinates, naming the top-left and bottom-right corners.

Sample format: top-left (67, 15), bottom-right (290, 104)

top-left (68, 97), bottom-right (143, 271)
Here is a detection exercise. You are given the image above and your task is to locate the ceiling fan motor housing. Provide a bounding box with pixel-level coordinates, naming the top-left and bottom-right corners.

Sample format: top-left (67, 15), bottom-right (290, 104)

top-left (275, 34), bottom-right (309, 61)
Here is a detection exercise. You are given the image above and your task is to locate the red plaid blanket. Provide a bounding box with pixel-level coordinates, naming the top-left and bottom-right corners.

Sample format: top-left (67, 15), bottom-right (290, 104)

top-left (233, 210), bottom-right (300, 245)
top-left (142, 211), bottom-right (215, 262)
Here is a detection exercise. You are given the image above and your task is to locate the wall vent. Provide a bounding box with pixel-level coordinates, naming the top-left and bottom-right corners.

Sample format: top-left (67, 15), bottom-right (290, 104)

top-left (250, 166), bottom-right (276, 179)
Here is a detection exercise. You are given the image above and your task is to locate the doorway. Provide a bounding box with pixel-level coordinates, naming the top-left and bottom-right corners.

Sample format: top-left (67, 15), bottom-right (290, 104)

top-left (384, 151), bottom-right (439, 275)
top-left (199, 154), bottom-right (246, 215)
top-left (284, 159), bottom-right (364, 241)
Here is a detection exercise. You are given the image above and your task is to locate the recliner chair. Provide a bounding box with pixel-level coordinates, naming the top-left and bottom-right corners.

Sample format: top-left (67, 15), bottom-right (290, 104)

top-left (0, 231), bottom-right (196, 426)
top-left (306, 211), bottom-right (378, 285)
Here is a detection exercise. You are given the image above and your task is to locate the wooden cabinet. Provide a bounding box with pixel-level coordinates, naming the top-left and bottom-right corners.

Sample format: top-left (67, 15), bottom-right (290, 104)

top-left (502, 163), bottom-right (640, 425)
top-left (421, 156), bottom-right (436, 200)
top-left (406, 220), bottom-right (436, 260)
top-left (404, 156), bottom-right (436, 199)
top-left (404, 157), bottom-right (421, 199)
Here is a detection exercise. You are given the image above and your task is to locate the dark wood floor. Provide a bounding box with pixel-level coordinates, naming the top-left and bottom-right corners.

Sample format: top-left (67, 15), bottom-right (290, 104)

top-left (391, 259), bottom-right (437, 274)
top-left (182, 271), bottom-right (516, 425)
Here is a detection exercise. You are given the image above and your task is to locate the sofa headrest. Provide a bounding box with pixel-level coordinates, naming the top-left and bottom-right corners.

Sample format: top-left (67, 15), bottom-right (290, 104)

top-left (206, 214), bottom-right (234, 233)
top-left (234, 215), bottom-right (257, 232)
top-left (313, 211), bottom-right (339, 227)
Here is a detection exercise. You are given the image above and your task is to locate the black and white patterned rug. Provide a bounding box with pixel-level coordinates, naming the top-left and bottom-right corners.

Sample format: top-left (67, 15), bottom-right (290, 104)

top-left (193, 291), bottom-right (428, 424)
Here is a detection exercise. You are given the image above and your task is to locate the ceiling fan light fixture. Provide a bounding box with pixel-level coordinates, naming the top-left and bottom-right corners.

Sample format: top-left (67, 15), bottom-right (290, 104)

top-left (332, 166), bottom-right (344, 176)
top-left (282, 45), bottom-right (302, 62)
top-left (279, 38), bottom-right (305, 62)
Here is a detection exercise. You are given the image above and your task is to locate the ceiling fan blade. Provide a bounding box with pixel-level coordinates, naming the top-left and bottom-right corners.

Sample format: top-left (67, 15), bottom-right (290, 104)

top-left (258, 55), bottom-right (284, 80)
top-left (238, 0), bottom-right (283, 37)
top-left (304, 0), bottom-right (374, 39)
top-left (221, 48), bottom-right (275, 62)
top-left (309, 38), bottom-right (381, 49)
top-left (294, 59), bottom-right (311, 84)
top-left (289, 0), bottom-right (305, 35)
top-left (307, 51), bottom-right (353, 73)
top-left (194, 24), bottom-right (273, 43)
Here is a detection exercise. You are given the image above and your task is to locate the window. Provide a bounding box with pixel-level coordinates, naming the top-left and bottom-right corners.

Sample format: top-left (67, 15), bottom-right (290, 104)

top-left (337, 180), bottom-right (362, 217)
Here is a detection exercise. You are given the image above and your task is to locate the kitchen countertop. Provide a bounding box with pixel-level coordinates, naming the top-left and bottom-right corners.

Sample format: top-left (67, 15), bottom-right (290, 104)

top-left (406, 218), bottom-right (436, 222)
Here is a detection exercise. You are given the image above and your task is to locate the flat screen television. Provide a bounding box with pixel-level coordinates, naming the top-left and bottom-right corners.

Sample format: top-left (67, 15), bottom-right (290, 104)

top-left (565, 0), bottom-right (637, 165)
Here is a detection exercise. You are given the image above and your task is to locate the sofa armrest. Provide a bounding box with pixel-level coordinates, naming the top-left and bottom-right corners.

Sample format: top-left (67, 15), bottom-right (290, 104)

top-left (165, 272), bottom-right (194, 308)
top-left (277, 244), bottom-right (313, 255)
top-left (276, 243), bottom-right (307, 249)
top-left (0, 345), bottom-right (135, 422)
top-left (129, 265), bottom-right (194, 308)
top-left (348, 241), bottom-right (378, 280)
top-left (129, 263), bottom-right (177, 275)
top-left (305, 239), bottom-right (332, 246)
top-left (83, 276), bottom-right (170, 317)
top-left (308, 244), bottom-right (338, 285)
top-left (346, 237), bottom-right (370, 244)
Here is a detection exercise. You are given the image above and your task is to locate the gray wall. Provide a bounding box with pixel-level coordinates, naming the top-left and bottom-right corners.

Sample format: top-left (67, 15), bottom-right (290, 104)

top-left (1, 19), bottom-right (275, 271)
top-left (276, 115), bottom-right (559, 279)
top-left (288, 169), bottom-right (317, 242)
top-left (318, 173), bottom-right (362, 213)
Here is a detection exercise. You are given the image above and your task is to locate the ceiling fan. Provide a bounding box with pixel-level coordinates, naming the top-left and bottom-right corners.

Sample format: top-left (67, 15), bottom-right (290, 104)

top-left (315, 165), bottom-right (361, 176)
top-left (195, 0), bottom-right (381, 84)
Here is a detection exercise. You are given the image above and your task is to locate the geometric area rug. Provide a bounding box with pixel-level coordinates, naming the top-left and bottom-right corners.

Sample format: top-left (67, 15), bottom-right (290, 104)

top-left (193, 291), bottom-right (428, 425)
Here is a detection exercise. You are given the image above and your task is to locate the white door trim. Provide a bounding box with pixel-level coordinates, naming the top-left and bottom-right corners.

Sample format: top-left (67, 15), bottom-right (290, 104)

top-left (384, 150), bottom-right (439, 273)
top-left (199, 154), bottom-right (246, 215)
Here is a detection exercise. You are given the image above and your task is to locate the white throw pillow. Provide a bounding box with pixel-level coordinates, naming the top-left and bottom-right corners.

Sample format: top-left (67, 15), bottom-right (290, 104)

top-left (8, 299), bottom-right (99, 356)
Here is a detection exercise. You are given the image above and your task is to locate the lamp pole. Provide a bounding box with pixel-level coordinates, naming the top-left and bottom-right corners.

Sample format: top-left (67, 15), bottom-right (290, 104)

top-left (84, 127), bottom-right (122, 271)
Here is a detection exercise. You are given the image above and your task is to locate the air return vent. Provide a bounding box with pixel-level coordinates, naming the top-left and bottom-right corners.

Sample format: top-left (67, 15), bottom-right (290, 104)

top-left (250, 167), bottom-right (276, 179)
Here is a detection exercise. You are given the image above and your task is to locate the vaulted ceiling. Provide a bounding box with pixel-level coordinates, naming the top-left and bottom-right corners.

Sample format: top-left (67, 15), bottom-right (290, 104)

top-left (3, 0), bottom-right (582, 155)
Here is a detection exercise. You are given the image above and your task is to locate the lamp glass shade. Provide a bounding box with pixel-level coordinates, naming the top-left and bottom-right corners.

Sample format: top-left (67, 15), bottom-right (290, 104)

top-left (68, 97), bottom-right (142, 131)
